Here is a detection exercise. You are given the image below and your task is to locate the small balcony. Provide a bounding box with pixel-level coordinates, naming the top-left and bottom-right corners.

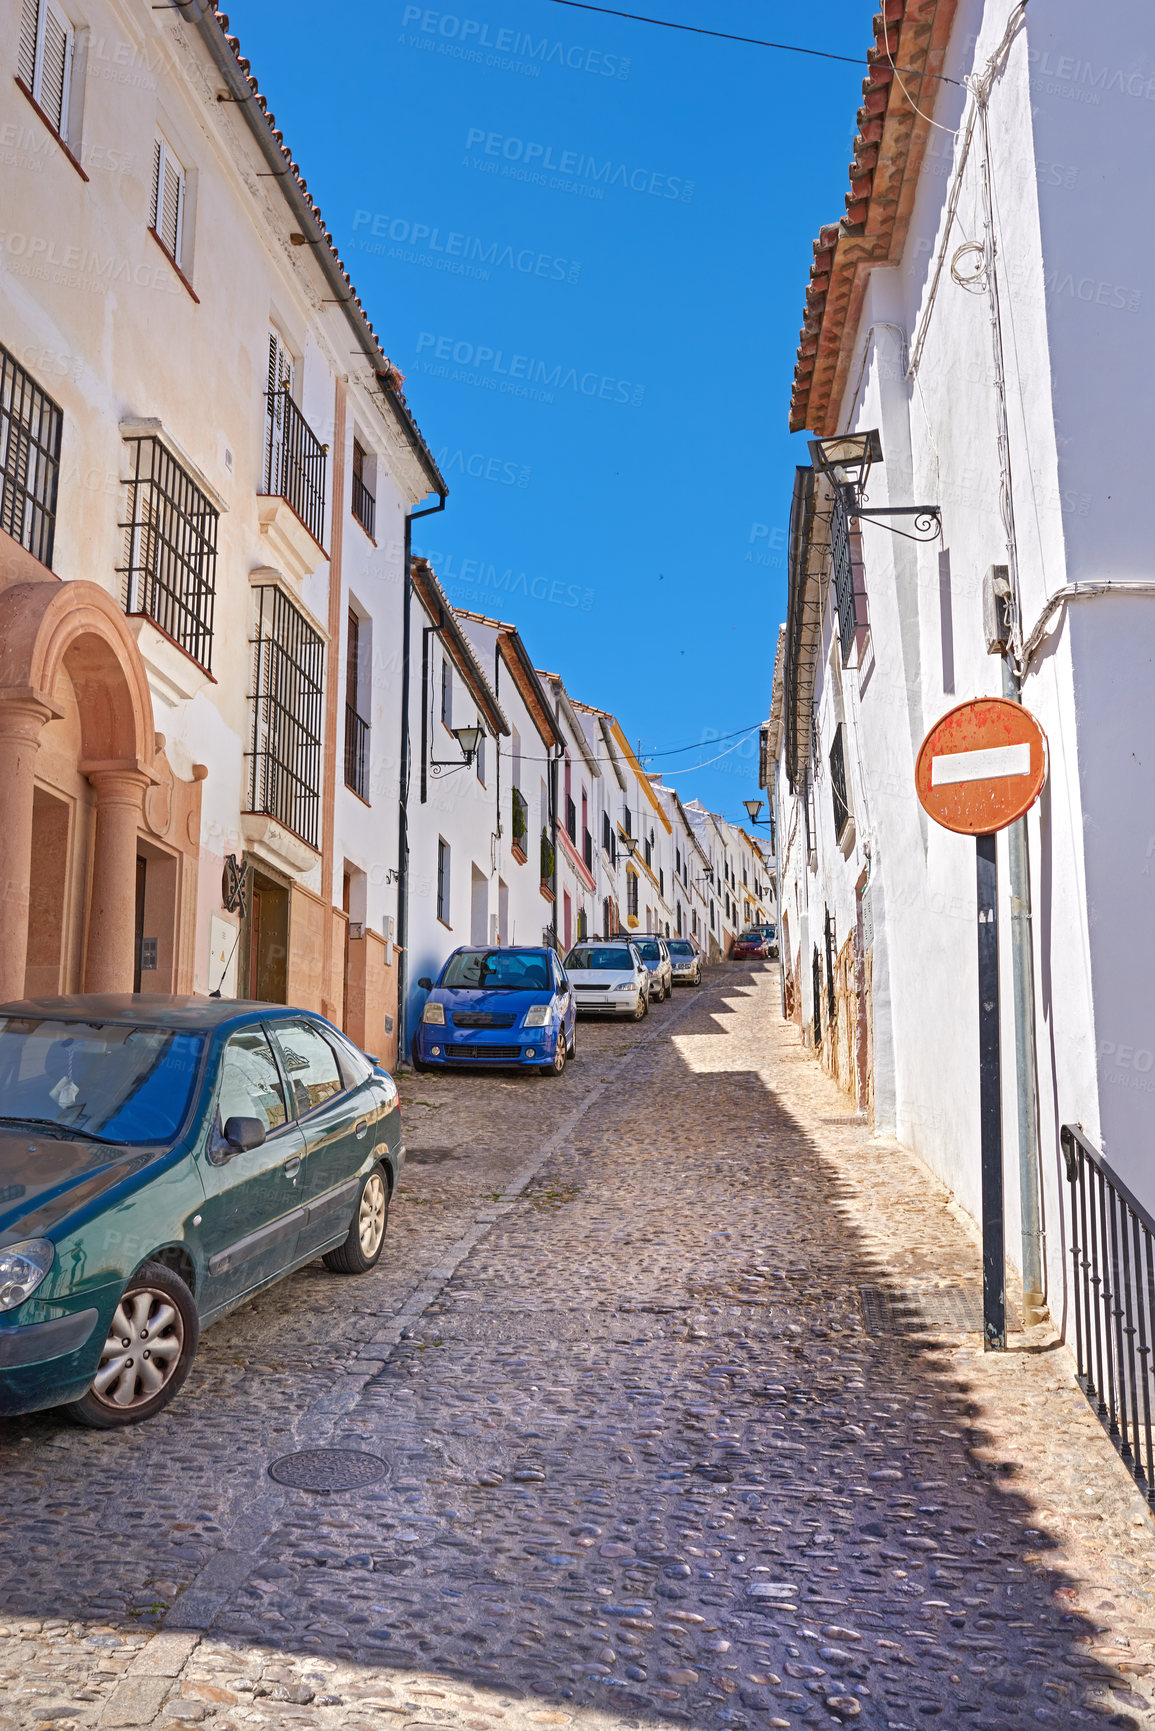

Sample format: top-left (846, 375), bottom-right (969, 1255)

top-left (352, 469), bottom-right (376, 540)
top-left (260, 386), bottom-right (328, 576)
top-left (345, 703), bottom-right (370, 803)
top-left (511, 786), bottom-right (528, 863)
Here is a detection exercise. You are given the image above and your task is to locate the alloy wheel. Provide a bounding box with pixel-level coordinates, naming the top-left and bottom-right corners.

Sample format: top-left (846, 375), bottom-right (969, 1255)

top-left (358, 1171), bottom-right (388, 1258)
top-left (91, 1288), bottom-right (185, 1413)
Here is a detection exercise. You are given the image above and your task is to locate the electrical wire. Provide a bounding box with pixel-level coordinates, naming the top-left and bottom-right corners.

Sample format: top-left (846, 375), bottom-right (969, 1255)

top-left (543, 0), bottom-right (961, 82)
top-left (499, 720), bottom-right (763, 767)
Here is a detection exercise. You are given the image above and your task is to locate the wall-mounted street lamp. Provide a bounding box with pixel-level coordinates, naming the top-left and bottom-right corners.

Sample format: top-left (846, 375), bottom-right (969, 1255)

top-left (430, 722), bottom-right (482, 777)
top-left (809, 428), bottom-right (941, 544)
top-left (621, 833), bottom-right (639, 860)
top-left (743, 799), bottom-right (772, 827)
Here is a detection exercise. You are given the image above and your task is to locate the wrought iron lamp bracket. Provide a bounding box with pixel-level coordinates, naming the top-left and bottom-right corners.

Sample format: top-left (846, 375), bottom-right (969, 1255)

top-left (849, 501), bottom-right (943, 544)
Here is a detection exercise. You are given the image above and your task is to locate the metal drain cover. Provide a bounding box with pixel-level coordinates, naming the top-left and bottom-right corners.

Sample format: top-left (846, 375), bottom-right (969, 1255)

top-left (268, 1449), bottom-right (391, 1492)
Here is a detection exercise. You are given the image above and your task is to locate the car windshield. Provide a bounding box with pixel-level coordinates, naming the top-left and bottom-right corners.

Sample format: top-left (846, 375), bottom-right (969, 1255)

top-left (441, 950), bottom-right (551, 991)
top-left (0, 1019), bottom-right (205, 1145)
top-left (667, 942), bottom-right (695, 957)
top-left (565, 947), bottom-right (634, 972)
top-left (634, 942), bottom-right (661, 961)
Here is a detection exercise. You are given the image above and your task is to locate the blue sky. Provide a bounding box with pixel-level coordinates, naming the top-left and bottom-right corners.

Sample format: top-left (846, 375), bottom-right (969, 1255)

top-left (231, 0), bottom-right (868, 820)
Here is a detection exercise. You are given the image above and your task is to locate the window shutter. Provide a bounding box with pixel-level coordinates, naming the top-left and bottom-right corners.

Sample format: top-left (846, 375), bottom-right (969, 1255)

top-left (39, 0), bottom-right (72, 136)
top-left (18, 0), bottom-right (38, 89)
top-left (152, 136), bottom-right (185, 262)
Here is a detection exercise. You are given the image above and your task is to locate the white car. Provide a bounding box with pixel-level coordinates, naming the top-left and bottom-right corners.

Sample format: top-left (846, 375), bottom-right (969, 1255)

top-left (562, 942), bottom-right (650, 1020)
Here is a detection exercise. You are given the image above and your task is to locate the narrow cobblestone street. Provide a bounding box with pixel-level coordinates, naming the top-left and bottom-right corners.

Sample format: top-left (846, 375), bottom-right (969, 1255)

top-left (4, 968), bottom-right (1155, 1731)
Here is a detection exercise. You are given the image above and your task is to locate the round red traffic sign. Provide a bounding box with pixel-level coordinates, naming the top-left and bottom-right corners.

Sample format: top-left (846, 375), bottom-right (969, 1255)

top-left (915, 697), bottom-right (1047, 835)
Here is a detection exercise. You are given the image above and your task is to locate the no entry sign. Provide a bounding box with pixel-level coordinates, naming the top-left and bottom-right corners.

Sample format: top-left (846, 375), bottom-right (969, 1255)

top-left (915, 697), bottom-right (1047, 835)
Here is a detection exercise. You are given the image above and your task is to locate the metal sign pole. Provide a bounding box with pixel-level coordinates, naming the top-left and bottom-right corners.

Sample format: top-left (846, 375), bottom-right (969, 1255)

top-left (976, 832), bottom-right (1006, 1350)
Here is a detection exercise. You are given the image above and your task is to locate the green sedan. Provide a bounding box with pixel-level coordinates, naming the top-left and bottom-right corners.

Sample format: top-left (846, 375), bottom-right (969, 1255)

top-left (0, 995), bottom-right (403, 1426)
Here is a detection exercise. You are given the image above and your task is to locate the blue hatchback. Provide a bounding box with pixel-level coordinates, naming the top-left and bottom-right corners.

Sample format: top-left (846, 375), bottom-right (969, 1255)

top-left (413, 947), bottom-right (576, 1076)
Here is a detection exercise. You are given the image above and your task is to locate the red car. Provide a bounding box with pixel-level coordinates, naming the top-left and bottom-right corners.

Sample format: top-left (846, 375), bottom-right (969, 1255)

top-left (731, 931), bottom-right (768, 960)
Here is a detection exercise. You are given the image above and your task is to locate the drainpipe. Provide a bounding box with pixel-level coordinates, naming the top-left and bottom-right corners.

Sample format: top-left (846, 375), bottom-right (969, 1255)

top-left (397, 493), bottom-right (446, 1063)
top-left (1002, 655), bottom-right (1046, 1325)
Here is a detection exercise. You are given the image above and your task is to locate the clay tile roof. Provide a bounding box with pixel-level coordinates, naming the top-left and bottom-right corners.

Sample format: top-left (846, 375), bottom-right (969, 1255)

top-left (204, 5), bottom-right (443, 491)
top-left (788, 0), bottom-right (959, 436)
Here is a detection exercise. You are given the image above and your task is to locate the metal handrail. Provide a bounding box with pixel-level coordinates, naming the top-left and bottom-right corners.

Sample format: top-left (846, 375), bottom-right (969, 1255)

top-left (262, 386), bottom-right (327, 549)
top-left (1061, 1122), bottom-right (1155, 1503)
top-left (344, 703), bottom-right (370, 802)
top-left (351, 470), bottom-right (376, 539)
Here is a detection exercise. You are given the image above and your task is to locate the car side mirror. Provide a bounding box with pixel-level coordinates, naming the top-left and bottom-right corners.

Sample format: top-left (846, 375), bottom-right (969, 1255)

top-left (418, 977), bottom-right (433, 991)
top-left (224, 1115), bottom-right (266, 1153)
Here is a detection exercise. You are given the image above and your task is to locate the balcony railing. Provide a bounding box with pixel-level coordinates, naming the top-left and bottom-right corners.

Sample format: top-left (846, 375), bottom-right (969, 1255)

top-left (566, 796), bottom-right (577, 843)
top-left (119, 434), bottom-right (218, 672)
top-left (583, 827), bottom-right (593, 871)
top-left (540, 828), bottom-right (555, 887)
top-left (351, 469), bottom-right (376, 539)
top-left (511, 786), bottom-right (528, 853)
top-left (262, 385), bottom-right (327, 549)
top-left (1061, 1123), bottom-right (1155, 1505)
top-left (0, 344), bottom-right (62, 568)
top-left (247, 584), bottom-right (324, 849)
top-left (345, 704), bottom-right (370, 802)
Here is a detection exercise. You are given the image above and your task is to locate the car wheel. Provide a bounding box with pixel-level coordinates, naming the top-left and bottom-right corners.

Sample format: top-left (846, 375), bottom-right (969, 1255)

top-left (545, 1037), bottom-right (567, 1078)
top-left (633, 992), bottom-right (646, 1020)
top-left (323, 1164), bottom-right (390, 1275)
top-left (66, 1262), bottom-right (198, 1429)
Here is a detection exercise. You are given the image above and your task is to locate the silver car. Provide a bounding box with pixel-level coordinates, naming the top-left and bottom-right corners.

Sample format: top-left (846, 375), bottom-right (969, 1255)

top-left (625, 935), bottom-right (674, 1002)
top-left (563, 942), bottom-right (649, 1019)
top-left (666, 937), bottom-right (703, 985)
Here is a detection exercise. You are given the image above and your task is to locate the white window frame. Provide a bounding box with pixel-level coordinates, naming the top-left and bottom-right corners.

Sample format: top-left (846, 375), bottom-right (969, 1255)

top-left (20, 0), bottom-right (75, 140)
top-left (152, 132), bottom-right (187, 266)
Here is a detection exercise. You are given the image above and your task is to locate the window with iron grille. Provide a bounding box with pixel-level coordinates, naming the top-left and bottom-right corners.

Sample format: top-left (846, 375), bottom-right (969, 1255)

top-left (247, 585), bottom-right (325, 848)
top-left (511, 785), bottom-right (528, 850)
top-left (437, 838), bottom-right (450, 924)
top-left (18, 0), bottom-right (73, 139)
top-left (344, 609), bottom-right (370, 802)
top-left (0, 345), bottom-right (62, 568)
top-left (566, 795), bottom-right (577, 842)
top-left (583, 827), bottom-right (593, 871)
top-left (351, 438), bottom-right (376, 539)
top-left (812, 946), bottom-right (823, 1047)
top-left (829, 722), bottom-right (851, 843)
top-left (261, 333), bottom-right (327, 549)
top-left (118, 435), bottom-right (217, 671)
top-left (830, 485), bottom-right (868, 661)
top-left (626, 870), bottom-right (639, 918)
top-left (577, 907), bottom-right (588, 942)
top-left (825, 908), bottom-right (837, 1022)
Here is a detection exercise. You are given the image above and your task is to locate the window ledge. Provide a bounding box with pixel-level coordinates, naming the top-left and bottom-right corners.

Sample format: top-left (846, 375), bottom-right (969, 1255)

top-left (127, 615), bottom-right (216, 705)
top-left (351, 509), bottom-right (377, 547)
top-left (14, 79), bottom-right (88, 181)
top-left (147, 227), bottom-right (199, 303)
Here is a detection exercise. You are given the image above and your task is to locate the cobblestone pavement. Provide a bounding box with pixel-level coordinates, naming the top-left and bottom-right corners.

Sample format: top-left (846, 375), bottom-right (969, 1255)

top-left (4, 967), bottom-right (1155, 1731)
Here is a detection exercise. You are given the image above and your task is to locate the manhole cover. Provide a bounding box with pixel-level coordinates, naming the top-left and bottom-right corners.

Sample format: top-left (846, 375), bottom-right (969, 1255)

top-left (859, 1284), bottom-right (1021, 1335)
top-left (268, 1449), bottom-right (391, 1492)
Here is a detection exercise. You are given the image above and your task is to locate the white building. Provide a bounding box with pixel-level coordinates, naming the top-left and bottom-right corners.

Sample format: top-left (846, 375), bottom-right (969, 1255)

top-left (771, 0), bottom-right (1155, 1326)
top-left (1, 0), bottom-right (442, 1067)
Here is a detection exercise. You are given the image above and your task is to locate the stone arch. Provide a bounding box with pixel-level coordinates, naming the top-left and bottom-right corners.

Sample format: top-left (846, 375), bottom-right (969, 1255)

top-left (0, 579), bottom-right (156, 768)
top-left (0, 581), bottom-right (159, 998)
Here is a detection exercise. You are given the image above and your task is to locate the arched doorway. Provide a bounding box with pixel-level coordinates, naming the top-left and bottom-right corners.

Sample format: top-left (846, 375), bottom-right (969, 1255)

top-left (0, 578), bottom-right (202, 1000)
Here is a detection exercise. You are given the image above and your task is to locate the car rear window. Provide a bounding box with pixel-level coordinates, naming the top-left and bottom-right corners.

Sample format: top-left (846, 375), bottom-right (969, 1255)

top-left (634, 942), bottom-right (661, 961)
top-left (0, 1019), bottom-right (204, 1145)
top-left (565, 947), bottom-right (634, 972)
top-left (668, 942), bottom-right (695, 957)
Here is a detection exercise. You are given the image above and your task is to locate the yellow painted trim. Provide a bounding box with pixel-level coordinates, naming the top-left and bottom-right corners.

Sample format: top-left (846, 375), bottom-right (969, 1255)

top-left (609, 720), bottom-right (672, 832)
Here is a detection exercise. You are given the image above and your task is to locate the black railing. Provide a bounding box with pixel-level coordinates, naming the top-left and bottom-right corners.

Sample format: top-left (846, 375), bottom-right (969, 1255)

top-left (831, 484), bottom-right (863, 660)
top-left (345, 703), bottom-right (370, 802)
top-left (119, 434), bottom-right (218, 672)
top-left (511, 786), bottom-right (528, 851)
top-left (352, 469), bottom-right (376, 539)
top-left (1061, 1123), bottom-right (1155, 1504)
top-left (566, 796), bottom-right (577, 843)
top-left (540, 829), bottom-right (555, 887)
top-left (830, 723), bottom-right (850, 841)
top-left (0, 345), bottom-right (62, 568)
top-left (247, 585), bottom-right (325, 849)
top-left (583, 827), bottom-right (593, 870)
top-left (262, 386), bottom-right (327, 549)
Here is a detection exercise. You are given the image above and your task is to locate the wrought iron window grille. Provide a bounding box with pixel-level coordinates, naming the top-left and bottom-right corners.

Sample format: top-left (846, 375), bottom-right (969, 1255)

top-left (583, 828), bottom-right (593, 871)
top-left (1061, 1123), bottom-right (1155, 1506)
top-left (247, 584), bottom-right (325, 849)
top-left (0, 344), bottom-right (62, 568)
top-left (511, 786), bottom-right (528, 849)
top-left (344, 703), bottom-right (370, 802)
top-left (351, 468), bottom-right (375, 539)
top-left (566, 796), bottom-right (577, 843)
top-left (262, 384), bottom-right (328, 549)
top-left (829, 723), bottom-right (851, 843)
top-left (118, 434), bottom-right (217, 671)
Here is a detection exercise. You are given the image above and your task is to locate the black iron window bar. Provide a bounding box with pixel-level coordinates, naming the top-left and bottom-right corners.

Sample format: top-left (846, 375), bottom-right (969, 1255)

top-left (247, 584), bottom-right (325, 849)
top-left (119, 434), bottom-right (218, 672)
top-left (344, 703), bottom-right (370, 802)
top-left (262, 385), bottom-right (328, 550)
top-left (351, 469), bottom-right (376, 539)
top-left (829, 723), bottom-right (851, 843)
top-left (1061, 1123), bottom-right (1155, 1505)
top-left (0, 344), bottom-right (62, 569)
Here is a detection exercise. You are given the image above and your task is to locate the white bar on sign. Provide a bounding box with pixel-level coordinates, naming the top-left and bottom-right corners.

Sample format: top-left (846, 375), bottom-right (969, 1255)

top-left (931, 741), bottom-right (1032, 787)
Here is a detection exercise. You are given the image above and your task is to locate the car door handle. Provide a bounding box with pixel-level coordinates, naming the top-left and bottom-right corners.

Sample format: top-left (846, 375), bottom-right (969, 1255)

top-left (354, 1117), bottom-right (370, 1140)
top-left (283, 1156), bottom-right (301, 1179)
